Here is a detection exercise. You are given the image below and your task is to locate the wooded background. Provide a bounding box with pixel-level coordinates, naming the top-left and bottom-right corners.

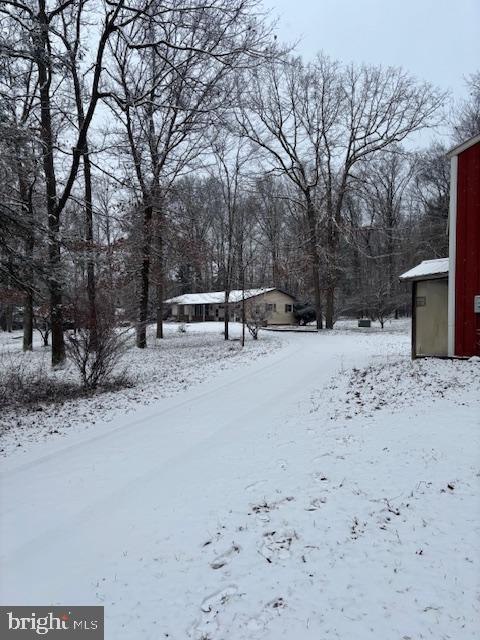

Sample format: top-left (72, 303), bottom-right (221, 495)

top-left (1, 0), bottom-right (479, 364)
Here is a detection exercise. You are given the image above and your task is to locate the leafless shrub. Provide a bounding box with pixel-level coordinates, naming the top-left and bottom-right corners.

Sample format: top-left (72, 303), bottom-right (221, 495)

top-left (65, 318), bottom-right (128, 390)
top-left (33, 305), bottom-right (52, 346)
top-left (245, 302), bottom-right (271, 340)
top-left (0, 356), bottom-right (80, 409)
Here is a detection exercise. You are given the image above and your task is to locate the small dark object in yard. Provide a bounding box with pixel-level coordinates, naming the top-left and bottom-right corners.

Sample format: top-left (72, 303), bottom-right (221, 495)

top-left (447, 483), bottom-right (455, 491)
top-left (358, 319), bottom-right (371, 328)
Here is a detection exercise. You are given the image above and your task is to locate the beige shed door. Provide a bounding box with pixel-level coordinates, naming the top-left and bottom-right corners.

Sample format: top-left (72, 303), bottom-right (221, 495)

top-left (415, 279), bottom-right (448, 357)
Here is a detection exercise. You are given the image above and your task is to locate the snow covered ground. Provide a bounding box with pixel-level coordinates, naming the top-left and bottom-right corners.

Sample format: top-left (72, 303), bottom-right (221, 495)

top-left (1, 322), bottom-right (479, 639)
top-left (0, 322), bottom-right (282, 456)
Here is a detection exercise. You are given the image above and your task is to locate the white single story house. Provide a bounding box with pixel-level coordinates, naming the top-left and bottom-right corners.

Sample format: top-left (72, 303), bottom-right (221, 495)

top-left (164, 288), bottom-right (297, 325)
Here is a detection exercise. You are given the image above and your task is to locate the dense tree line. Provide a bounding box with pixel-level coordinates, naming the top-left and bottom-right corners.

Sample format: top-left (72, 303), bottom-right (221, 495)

top-left (0, 0), bottom-right (478, 365)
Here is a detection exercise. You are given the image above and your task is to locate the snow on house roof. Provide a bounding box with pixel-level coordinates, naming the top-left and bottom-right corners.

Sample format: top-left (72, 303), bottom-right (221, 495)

top-left (447, 133), bottom-right (480, 158)
top-left (399, 258), bottom-right (449, 281)
top-left (165, 288), bottom-right (278, 305)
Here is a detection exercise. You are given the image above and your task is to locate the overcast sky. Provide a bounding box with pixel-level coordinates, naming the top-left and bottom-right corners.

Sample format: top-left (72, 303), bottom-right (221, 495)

top-left (265, 0), bottom-right (479, 105)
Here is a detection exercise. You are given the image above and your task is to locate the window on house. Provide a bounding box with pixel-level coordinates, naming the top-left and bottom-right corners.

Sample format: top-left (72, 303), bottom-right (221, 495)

top-left (266, 303), bottom-right (276, 312)
top-left (285, 304), bottom-right (292, 313)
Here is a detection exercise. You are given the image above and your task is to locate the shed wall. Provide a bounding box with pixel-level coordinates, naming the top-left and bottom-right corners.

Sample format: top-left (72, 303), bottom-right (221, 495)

top-left (414, 279), bottom-right (448, 357)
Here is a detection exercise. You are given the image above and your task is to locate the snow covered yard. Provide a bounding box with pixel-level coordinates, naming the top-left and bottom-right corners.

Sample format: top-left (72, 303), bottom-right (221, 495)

top-left (0, 322), bottom-right (282, 456)
top-left (0, 323), bottom-right (479, 639)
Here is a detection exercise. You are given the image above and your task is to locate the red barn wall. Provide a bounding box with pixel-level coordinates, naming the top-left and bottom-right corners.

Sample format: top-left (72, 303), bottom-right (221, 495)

top-left (455, 142), bottom-right (480, 357)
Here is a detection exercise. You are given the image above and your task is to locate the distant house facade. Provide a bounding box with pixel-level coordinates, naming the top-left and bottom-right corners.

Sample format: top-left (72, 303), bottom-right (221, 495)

top-left (164, 288), bottom-right (297, 326)
top-left (400, 133), bottom-right (480, 358)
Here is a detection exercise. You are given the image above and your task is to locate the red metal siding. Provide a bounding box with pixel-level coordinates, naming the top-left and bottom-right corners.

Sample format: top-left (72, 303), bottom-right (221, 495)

top-left (455, 142), bottom-right (480, 356)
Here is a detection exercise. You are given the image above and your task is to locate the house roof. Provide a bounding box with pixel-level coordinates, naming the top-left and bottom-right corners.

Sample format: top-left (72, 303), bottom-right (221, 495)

top-left (165, 287), bottom-right (284, 305)
top-left (399, 258), bottom-right (449, 282)
top-left (447, 133), bottom-right (480, 158)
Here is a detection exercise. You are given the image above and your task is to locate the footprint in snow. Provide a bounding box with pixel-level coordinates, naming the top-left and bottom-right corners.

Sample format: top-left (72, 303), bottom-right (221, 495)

top-left (304, 497), bottom-right (327, 511)
top-left (190, 585), bottom-right (240, 638)
top-left (210, 544), bottom-right (241, 570)
top-left (258, 529), bottom-right (298, 563)
top-left (246, 597), bottom-right (288, 633)
top-left (200, 585), bottom-right (239, 612)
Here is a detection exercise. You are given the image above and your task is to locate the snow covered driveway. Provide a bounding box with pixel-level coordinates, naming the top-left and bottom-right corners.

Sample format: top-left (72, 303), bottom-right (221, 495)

top-left (1, 328), bottom-right (479, 639)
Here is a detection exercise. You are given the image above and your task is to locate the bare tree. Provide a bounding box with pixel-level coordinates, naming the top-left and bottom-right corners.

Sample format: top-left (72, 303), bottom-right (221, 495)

top-left (236, 56), bottom-right (334, 329)
top-left (244, 299), bottom-right (271, 339)
top-left (413, 143), bottom-right (450, 258)
top-left (58, 1), bottom-right (99, 349)
top-left (453, 71), bottom-right (480, 142)
top-left (210, 132), bottom-right (254, 340)
top-left (356, 148), bottom-right (415, 316)
top-left (237, 54), bottom-right (445, 328)
top-left (106, 0), bottom-right (276, 348)
top-left (0, 31), bottom-right (41, 351)
top-left (318, 60), bottom-right (445, 327)
top-left (0, 0), bottom-right (131, 365)
top-left (66, 313), bottom-right (127, 390)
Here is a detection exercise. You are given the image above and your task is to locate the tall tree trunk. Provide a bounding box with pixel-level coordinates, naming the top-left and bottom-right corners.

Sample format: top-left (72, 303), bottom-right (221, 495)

top-left (84, 151), bottom-right (97, 346)
top-left (272, 247), bottom-right (278, 288)
top-left (224, 290), bottom-right (230, 341)
top-left (155, 206), bottom-right (164, 339)
top-left (305, 190), bottom-right (323, 330)
top-left (324, 206), bottom-right (335, 329)
top-left (35, 3), bottom-right (64, 365)
top-left (352, 225), bottom-right (362, 318)
top-left (69, 40), bottom-right (98, 349)
top-left (6, 305), bottom-right (13, 333)
top-left (17, 151), bottom-right (34, 351)
top-left (325, 288), bottom-right (334, 329)
top-left (325, 196), bottom-right (343, 329)
top-left (136, 201), bottom-right (152, 348)
top-left (156, 278), bottom-right (164, 339)
top-left (23, 233), bottom-right (34, 352)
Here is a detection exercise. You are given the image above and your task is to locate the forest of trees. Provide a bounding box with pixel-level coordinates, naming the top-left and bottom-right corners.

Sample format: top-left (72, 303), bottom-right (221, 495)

top-left (1, 0), bottom-right (479, 366)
